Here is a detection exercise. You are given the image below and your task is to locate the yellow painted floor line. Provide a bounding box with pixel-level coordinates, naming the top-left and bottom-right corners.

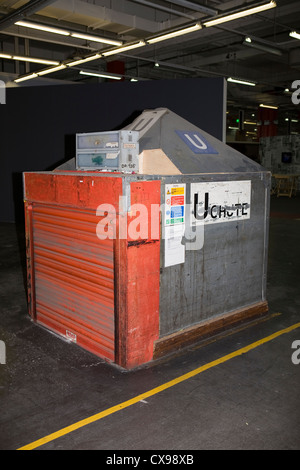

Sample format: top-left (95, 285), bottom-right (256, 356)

top-left (17, 321), bottom-right (300, 450)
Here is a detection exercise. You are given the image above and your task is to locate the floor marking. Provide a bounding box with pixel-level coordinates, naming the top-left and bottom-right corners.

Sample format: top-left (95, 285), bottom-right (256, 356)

top-left (17, 321), bottom-right (300, 450)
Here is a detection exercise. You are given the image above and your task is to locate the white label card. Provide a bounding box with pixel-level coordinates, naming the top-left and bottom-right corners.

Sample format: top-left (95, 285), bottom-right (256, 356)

top-left (190, 180), bottom-right (251, 225)
top-left (164, 184), bottom-right (186, 267)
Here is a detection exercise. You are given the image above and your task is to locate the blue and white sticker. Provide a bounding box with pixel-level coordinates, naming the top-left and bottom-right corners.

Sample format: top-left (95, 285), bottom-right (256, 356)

top-left (170, 205), bottom-right (184, 219)
top-left (175, 130), bottom-right (218, 154)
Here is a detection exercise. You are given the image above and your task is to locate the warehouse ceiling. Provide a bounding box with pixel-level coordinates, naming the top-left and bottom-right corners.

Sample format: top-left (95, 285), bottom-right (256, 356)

top-left (0, 0), bottom-right (300, 118)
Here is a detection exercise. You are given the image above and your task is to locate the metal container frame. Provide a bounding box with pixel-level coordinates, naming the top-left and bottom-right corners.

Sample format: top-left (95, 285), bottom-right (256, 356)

top-left (23, 168), bottom-right (270, 369)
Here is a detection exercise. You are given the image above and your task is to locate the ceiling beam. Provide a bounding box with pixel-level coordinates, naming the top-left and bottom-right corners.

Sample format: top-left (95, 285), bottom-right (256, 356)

top-left (0, 0), bottom-right (57, 31)
top-left (167, 0), bottom-right (218, 16)
top-left (130, 0), bottom-right (197, 20)
top-left (42, 0), bottom-right (166, 34)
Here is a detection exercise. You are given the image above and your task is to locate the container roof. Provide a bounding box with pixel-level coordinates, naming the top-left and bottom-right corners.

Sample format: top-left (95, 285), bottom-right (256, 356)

top-left (124, 108), bottom-right (266, 174)
top-left (57, 107), bottom-right (267, 174)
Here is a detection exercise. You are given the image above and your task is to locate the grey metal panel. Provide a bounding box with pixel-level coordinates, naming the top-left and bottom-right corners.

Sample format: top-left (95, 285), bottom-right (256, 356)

top-left (159, 172), bottom-right (271, 337)
top-left (58, 108), bottom-right (265, 174)
top-left (127, 108), bottom-right (265, 174)
top-left (55, 157), bottom-right (76, 171)
top-left (53, 107), bottom-right (271, 339)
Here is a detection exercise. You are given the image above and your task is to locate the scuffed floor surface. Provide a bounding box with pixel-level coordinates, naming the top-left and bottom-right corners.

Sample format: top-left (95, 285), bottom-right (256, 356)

top-left (0, 195), bottom-right (300, 450)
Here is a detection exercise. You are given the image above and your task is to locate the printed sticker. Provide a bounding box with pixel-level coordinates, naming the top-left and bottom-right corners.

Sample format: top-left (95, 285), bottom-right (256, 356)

top-left (175, 130), bottom-right (218, 154)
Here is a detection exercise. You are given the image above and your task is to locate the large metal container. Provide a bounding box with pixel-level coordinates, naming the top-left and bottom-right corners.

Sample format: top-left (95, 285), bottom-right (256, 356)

top-left (23, 108), bottom-right (270, 369)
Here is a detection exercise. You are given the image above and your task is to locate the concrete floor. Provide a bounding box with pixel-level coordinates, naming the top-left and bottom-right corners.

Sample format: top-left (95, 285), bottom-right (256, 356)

top-left (0, 195), bottom-right (300, 451)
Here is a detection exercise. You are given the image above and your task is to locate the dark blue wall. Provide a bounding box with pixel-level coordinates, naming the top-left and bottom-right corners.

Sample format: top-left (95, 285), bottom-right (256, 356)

top-left (0, 77), bottom-right (225, 222)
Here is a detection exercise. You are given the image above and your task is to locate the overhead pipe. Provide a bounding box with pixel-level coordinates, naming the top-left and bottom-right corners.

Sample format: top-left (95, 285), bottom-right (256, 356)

top-left (130, 0), bottom-right (197, 20)
top-left (166, 0), bottom-right (218, 16)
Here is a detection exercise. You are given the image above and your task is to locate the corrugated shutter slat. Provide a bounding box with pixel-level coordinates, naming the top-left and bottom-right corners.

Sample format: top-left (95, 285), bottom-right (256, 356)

top-left (32, 204), bottom-right (115, 362)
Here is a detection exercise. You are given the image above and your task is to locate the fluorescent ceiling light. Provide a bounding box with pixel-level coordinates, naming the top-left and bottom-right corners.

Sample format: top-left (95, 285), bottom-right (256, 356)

top-left (102, 41), bottom-right (146, 56)
top-left (15, 20), bottom-right (122, 46)
top-left (79, 71), bottom-right (122, 80)
top-left (242, 37), bottom-right (282, 56)
top-left (228, 77), bottom-right (256, 86)
top-left (0, 53), bottom-right (59, 65)
top-left (14, 73), bottom-right (38, 83)
top-left (14, 64), bottom-right (66, 82)
top-left (203, 1), bottom-right (276, 27)
top-left (37, 64), bottom-right (67, 76)
top-left (290, 31), bottom-right (300, 40)
top-left (67, 54), bottom-right (102, 67)
top-left (12, 55), bottom-right (59, 65)
top-left (259, 103), bottom-right (278, 109)
top-left (147, 23), bottom-right (201, 44)
top-left (15, 20), bottom-right (70, 36)
top-left (70, 32), bottom-right (122, 46)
